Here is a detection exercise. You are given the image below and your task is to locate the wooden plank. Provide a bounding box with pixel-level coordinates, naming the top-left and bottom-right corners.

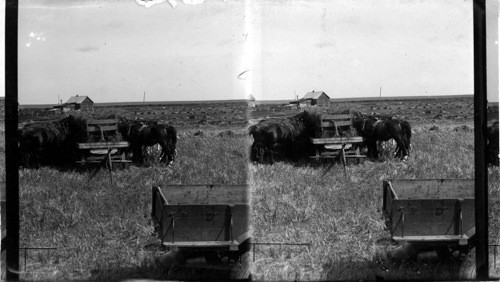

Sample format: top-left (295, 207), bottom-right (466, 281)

top-left (163, 241), bottom-right (238, 248)
top-left (86, 125), bottom-right (118, 133)
top-left (322, 114), bottom-right (352, 120)
top-left (87, 119), bottom-right (119, 125)
top-left (330, 120), bottom-right (352, 127)
top-left (392, 235), bottom-right (470, 243)
top-left (90, 149), bottom-right (118, 155)
top-left (75, 160), bottom-right (131, 164)
top-left (344, 155), bottom-right (367, 158)
top-left (163, 240), bottom-right (240, 251)
top-left (325, 144), bottom-right (352, 150)
top-left (77, 142), bottom-right (129, 149)
top-left (310, 156), bottom-right (340, 159)
top-left (387, 179), bottom-right (474, 200)
top-left (156, 185), bottom-right (249, 205)
top-left (311, 136), bottom-right (363, 145)
top-left (321, 121), bottom-right (336, 128)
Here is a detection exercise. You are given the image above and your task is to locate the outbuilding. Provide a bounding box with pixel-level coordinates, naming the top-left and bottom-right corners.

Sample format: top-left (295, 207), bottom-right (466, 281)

top-left (66, 95), bottom-right (94, 111)
top-left (289, 90), bottom-right (330, 107)
top-left (53, 95), bottom-right (94, 112)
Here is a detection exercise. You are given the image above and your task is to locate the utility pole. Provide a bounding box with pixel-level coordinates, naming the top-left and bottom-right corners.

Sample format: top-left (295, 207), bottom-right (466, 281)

top-left (143, 91), bottom-right (146, 105)
top-left (379, 86), bottom-right (382, 98)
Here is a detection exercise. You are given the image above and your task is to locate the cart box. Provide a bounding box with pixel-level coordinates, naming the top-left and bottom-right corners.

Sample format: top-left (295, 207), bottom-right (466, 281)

top-left (152, 184), bottom-right (250, 251)
top-left (383, 179), bottom-right (475, 245)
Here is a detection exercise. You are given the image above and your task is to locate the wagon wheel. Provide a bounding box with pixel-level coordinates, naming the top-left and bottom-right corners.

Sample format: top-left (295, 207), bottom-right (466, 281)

top-left (457, 247), bottom-right (475, 280)
top-left (229, 251), bottom-right (252, 280)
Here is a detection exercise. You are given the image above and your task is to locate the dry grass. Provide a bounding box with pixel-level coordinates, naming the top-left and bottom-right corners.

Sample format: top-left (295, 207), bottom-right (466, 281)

top-left (18, 126), bottom-right (247, 280)
top-left (251, 121), bottom-right (500, 280)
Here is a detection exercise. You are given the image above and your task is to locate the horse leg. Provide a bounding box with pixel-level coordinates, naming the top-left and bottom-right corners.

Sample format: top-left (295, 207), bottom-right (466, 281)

top-left (133, 145), bottom-right (144, 164)
top-left (372, 142), bottom-right (379, 159)
top-left (393, 137), bottom-right (407, 160)
top-left (368, 141), bottom-right (378, 159)
top-left (158, 140), bottom-right (173, 165)
top-left (394, 143), bottom-right (402, 158)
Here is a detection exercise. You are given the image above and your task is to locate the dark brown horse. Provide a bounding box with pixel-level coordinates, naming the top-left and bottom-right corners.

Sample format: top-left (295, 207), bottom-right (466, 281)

top-left (118, 121), bottom-right (177, 165)
top-left (18, 115), bottom-right (85, 168)
top-left (249, 111), bottom-right (321, 164)
top-left (353, 115), bottom-right (411, 160)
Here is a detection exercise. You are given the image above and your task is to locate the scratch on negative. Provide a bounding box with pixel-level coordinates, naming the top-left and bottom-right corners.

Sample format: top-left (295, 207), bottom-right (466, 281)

top-left (238, 70), bottom-right (250, 80)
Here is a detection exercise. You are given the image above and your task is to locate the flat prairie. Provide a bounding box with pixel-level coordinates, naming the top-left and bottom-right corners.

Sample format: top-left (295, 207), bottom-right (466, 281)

top-left (249, 96), bottom-right (500, 280)
top-left (14, 102), bottom-right (248, 280)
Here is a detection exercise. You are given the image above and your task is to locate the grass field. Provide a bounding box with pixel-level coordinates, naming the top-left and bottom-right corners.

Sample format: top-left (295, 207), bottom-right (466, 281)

top-left (17, 125), bottom-right (247, 280)
top-left (251, 120), bottom-right (500, 280)
top-left (4, 96), bottom-right (500, 280)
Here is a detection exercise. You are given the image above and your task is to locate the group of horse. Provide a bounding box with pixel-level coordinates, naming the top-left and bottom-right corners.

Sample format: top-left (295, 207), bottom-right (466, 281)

top-left (17, 115), bottom-right (177, 168)
top-left (248, 110), bottom-right (413, 164)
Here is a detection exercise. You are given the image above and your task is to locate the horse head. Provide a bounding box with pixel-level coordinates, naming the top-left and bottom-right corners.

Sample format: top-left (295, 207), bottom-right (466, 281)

top-left (292, 111), bottom-right (321, 138)
top-left (60, 115), bottom-right (87, 143)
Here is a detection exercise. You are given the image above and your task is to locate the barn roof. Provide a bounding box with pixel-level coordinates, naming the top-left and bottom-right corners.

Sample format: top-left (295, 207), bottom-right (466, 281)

top-left (303, 91), bottom-right (329, 100)
top-left (66, 95), bottom-right (93, 104)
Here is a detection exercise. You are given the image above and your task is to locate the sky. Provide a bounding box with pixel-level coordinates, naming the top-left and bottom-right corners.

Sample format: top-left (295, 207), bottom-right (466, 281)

top-left (3, 0), bottom-right (499, 104)
top-left (256, 0), bottom-right (472, 100)
top-left (17, 0), bottom-right (247, 104)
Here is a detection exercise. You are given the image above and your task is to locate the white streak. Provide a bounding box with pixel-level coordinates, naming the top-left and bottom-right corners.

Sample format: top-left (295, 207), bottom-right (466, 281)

top-left (183, 0), bottom-right (206, 4)
top-left (167, 0), bottom-right (178, 8)
top-left (135, 0), bottom-right (166, 8)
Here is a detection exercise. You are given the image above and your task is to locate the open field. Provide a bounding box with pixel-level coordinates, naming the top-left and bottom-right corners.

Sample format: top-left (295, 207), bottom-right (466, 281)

top-left (6, 96), bottom-right (500, 280)
top-left (14, 102), bottom-right (248, 280)
top-left (250, 97), bottom-right (500, 280)
top-left (19, 102), bottom-right (247, 130)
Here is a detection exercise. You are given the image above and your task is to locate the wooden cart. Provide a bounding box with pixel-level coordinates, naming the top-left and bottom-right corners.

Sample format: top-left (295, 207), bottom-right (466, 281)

top-left (383, 178), bottom-right (476, 279)
top-left (151, 184), bottom-right (251, 279)
top-left (310, 114), bottom-right (366, 178)
top-left (75, 119), bottom-right (131, 169)
top-left (75, 119), bottom-right (131, 184)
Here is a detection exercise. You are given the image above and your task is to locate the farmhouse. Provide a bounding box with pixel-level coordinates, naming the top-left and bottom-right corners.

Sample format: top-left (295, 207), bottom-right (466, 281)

top-left (53, 95), bottom-right (94, 112)
top-left (289, 90), bottom-right (330, 107)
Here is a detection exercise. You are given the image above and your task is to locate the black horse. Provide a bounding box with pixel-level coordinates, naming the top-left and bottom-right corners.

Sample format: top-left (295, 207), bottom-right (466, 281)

top-left (18, 115), bottom-right (85, 168)
top-left (118, 121), bottom-right (177, 165)
top-left (352, 115), bottom-right (411, 160)
top-left (249, 111), bottom-right (320, 164)
top-left (487, 121), bottom-right (499, 166)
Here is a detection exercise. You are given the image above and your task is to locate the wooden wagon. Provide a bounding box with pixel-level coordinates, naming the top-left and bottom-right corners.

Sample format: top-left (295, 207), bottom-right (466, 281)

top-left (310, 114), bottom-right (366, 177)
top-left (75, 119), bottom-right (131, 169)
top-left (383, 178), bottom-right (476, 279)
top-left (151, 184), bottom-right (251, 279)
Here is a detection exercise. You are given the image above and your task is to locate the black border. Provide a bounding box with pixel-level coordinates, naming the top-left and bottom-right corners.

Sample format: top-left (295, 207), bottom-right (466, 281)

top-left (3, 0), bottom-right (493, 281)
top-left (5, 0), bottom-right (19, 280)
top-left (473, 0), bottom-right (489, 279)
